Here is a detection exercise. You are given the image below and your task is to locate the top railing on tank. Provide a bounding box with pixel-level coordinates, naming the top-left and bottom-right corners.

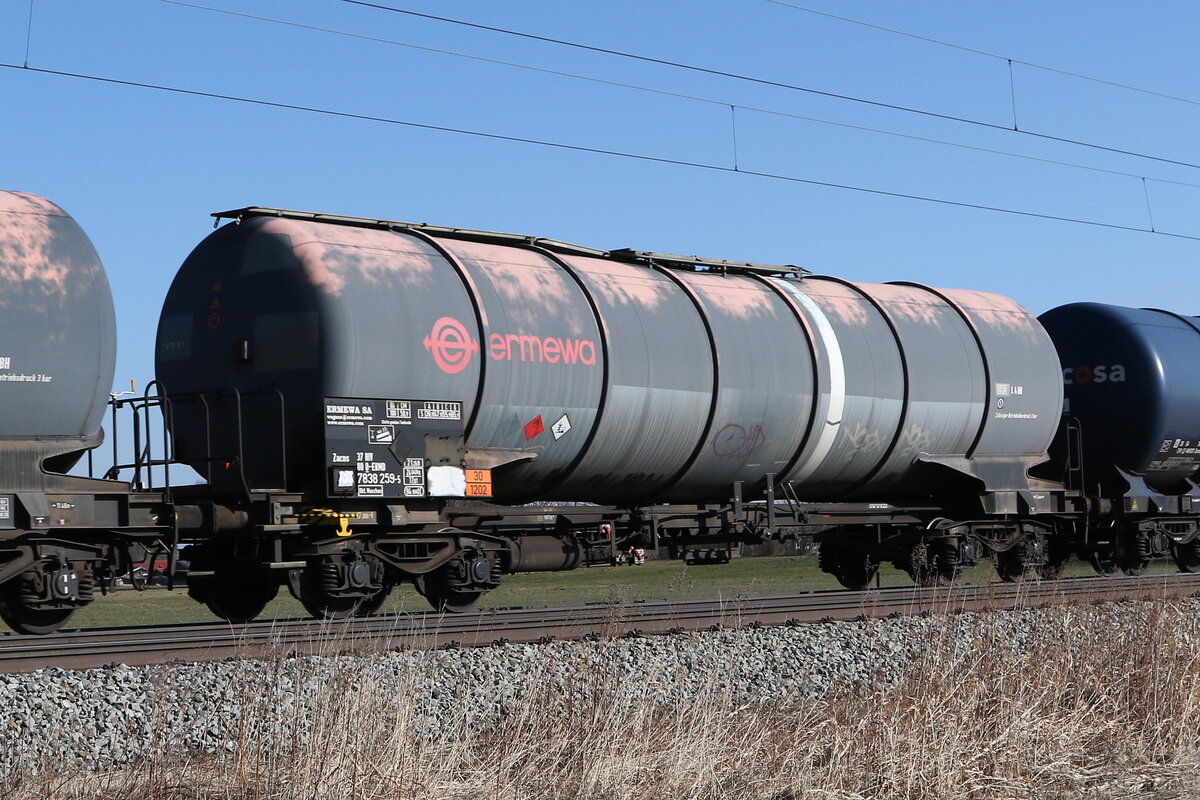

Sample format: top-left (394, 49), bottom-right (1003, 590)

top-left (96, 382), bottom-right (289, 499)
top-left (211, 206), bottom-right (811, 278)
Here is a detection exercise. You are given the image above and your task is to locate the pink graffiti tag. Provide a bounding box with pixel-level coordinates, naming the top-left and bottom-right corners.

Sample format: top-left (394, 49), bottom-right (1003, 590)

top-left (711, 424), bottom-right (766, 458)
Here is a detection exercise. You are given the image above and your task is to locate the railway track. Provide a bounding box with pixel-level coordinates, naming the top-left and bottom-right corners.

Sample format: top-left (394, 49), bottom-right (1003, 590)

top-left (2, 572), bottom-right (1198, 674)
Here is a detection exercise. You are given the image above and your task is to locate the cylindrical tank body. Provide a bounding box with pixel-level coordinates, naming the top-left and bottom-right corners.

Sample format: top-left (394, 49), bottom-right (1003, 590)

top-left (0, 191), bottom-right (115, 475)
top-left (1039, 302), bottom-right (1200, 495)
top-left (777, 279), bottom-right (1063, 497)
top-left (156, 214), bottom-right (1062, 504)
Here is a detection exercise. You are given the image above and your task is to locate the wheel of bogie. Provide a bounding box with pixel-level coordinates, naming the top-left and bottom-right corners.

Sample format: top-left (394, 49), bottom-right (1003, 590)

top-left (929, 539), bottom-right (962, 585)
top-left (895, 539), bottom-right (929, 585)
top-left (416, 568), bottom-right (482, 613)
top-left (994, 536), bottom-right (1065, 582)
top-left (1087, 549), bottom-right (1118, 575)
top-left (190, 577), bottom-right (278, 624)
top-left (1108, 526), bottom-right (1151, 576)
top-left (994, 546), bottom-right (1031, 583)
top-left (1040, 540), bottom-right (1072, 580)
top-left (1171, 540), bottom-right (1200, 573)
top-left (354, 581), bottom-right (394, 618)
top-left (1119, 559), bottom-right (1150, 577)
top-left (899, 539), bottom-right (959, 587)
top-left (291, 565), bottom-right (364, 620)
top-left (1115, 542), bottom-right (1150, 576)
top-left (0, 587), bottom-right (75, 633)
top-left (0, 604), bottom-right (75, 635)
top-left (0, 576), bottom-right (76, 635)
top-left (819, 542), bottom-right (879, 590)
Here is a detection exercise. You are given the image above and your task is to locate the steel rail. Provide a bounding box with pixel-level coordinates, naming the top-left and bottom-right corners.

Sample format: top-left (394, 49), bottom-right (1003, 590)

top-left (1, 572), bottom-right (1197, 674)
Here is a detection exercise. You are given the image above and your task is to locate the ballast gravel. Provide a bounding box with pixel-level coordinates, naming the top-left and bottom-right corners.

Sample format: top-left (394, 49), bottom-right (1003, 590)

top-left (0, 598), bottom-right (1190, 776)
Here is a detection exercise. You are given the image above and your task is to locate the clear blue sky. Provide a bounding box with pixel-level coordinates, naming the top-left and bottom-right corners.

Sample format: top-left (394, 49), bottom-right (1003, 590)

top-left (3, 0), bottom-right (1199, 399)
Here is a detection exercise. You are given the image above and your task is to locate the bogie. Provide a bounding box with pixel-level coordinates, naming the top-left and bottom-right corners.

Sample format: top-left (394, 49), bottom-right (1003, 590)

top-left (0, 557), bottom-right (97, 635)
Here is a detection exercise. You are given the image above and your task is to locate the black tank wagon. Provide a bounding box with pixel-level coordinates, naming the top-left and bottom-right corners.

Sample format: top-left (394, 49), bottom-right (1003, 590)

top-left (151, 205), bottom-right (1074, 609)
top-left (157, 208), bottom-right (1064, 504)
top-left (1, 192), bottom-right (1199, 632)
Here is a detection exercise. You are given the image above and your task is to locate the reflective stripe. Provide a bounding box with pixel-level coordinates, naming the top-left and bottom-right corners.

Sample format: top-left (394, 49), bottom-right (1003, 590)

top-left (770, 279), bottom-right (845, 483)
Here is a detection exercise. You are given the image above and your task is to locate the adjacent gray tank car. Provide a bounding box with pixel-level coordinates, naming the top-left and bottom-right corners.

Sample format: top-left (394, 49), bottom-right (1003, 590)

top-left (0, 191), bottom-right (115, 472)
top-left (155, 210), bottom-right (1063, 507)
top-left (0, 191), bottom-right (116, 478)
top-left (0, 192), bottom-right (156, 636)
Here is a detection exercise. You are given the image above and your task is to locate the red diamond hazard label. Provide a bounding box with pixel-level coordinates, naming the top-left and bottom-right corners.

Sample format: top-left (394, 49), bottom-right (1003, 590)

top-left (523, 415), bottom-right (545, 440)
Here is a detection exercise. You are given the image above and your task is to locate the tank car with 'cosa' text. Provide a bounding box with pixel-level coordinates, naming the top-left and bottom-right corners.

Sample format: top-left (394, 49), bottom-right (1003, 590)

top-left (1, 191), bottom-right (1199, 632)
top-left (1036, 303), bottom-right (1200, 575)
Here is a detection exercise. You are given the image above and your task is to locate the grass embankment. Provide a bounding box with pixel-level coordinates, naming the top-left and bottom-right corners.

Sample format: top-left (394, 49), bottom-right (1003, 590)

top-left (71, 553), bottom-right (1173, 629)
top-left (18, 598), bottom-right (1200, 799)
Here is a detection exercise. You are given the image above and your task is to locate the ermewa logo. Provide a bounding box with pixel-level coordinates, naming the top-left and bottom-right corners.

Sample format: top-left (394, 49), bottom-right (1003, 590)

top-left (1063, 365), bottom-right (1126, 384)
top-left (424, 316), bottom-right (598, 374)
top-left (423, 317), bottom-right (479, 375)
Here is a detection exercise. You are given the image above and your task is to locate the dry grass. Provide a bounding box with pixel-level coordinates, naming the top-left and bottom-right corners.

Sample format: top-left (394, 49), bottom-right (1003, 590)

top-left (15, 601), bottom-right (1200, 800)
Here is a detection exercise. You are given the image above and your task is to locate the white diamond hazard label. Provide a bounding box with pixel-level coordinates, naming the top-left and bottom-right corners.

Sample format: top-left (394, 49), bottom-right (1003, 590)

top-left (551, 414), bottom-right (571, 440)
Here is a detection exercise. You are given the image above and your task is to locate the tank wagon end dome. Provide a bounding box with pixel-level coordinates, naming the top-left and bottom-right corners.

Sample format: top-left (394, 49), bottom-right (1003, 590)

top-left (0, 191), bottom-right (116, 461)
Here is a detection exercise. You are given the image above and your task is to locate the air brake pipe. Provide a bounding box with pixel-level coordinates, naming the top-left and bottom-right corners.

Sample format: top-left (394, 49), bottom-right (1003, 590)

top-left (172, 503), bottom-right (250, 534)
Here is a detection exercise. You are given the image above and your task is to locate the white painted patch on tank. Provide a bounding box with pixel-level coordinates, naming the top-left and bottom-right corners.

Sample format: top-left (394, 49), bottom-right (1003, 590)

top-left (799, 279), bottom-right (872, 327)
top-left (427, 465), bottom-right (467, 497)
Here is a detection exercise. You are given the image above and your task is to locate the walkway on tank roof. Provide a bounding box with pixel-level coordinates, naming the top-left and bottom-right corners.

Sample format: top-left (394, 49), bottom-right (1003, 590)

top-left (212, 206), bottom-right (811, 278)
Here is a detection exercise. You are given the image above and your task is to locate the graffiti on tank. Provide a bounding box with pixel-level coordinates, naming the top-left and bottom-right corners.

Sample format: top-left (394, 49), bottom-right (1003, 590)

top-left (842, 424), bottom-right (886, 454)
top-left (711, 423), bottom-right (766, 458)
top-left (899, 426), bottom-right (935, 454)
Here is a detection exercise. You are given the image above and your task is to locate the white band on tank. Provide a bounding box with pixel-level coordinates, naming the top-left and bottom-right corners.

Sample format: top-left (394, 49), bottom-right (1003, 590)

top-left (770, 278), bottom-right (845, 483)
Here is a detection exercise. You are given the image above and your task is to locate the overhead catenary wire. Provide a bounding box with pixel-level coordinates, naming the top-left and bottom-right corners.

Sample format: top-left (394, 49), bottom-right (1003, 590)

top-left (149, 0), bottom-right (1200, 193)
top-left (760, 0), bottom-right (1200, 110)
top-left (339, 0), bottom-right (1200, 172)
top-left (3, 60), bottom-right (1198, 244)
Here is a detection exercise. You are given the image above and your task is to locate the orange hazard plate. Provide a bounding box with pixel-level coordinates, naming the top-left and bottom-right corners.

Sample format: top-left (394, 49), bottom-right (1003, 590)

top-left (465, 469), bottom-right (493, 497)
